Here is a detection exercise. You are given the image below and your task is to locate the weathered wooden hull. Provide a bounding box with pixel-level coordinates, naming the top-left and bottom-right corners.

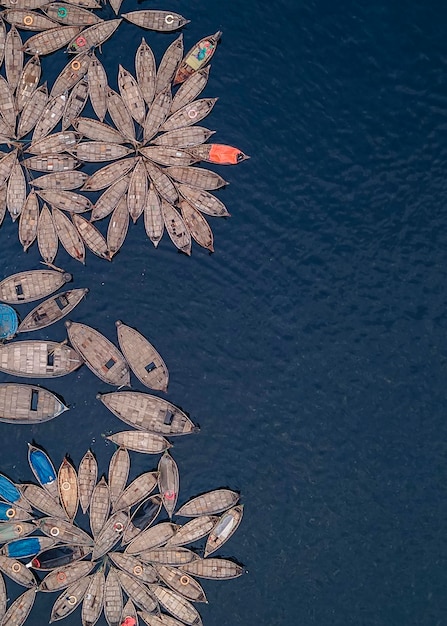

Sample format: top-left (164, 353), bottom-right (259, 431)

top-left (78, 449), bottom-right (97, 514)
top-left (106, 431), bottom-right (171, 455)
top-left (18, 288), bottom-right (87, 333)
top-left (0, 269), bottom-right (71, 304)
top-left (158, 452), bottom-right (179, 520)
top-left (204, 505), bottom-right (244, 557)
top-left (173, 31), bottom-right (222, 86)
top-left (0, 341), bottom-right (83, 378)
top-left (0, 383), bottom-right (68, 424)
top-left (57, 457), bottom-right (79, 521)
top-left (122, 10), bottom-right (189, 32)
top-left (176, 489), bottom-right (239, 517)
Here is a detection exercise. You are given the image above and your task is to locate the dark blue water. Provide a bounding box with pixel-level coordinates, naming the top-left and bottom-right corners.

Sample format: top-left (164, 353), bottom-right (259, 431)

top-left (1, 0), bottom-right (447, 624)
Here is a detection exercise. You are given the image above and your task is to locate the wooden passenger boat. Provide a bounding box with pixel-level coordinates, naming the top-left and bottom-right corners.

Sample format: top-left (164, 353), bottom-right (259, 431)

top-left (3, 9), bottom-right (57, 31)
top-left (82, 158), bottom-right (137, 191)
top-left (149, 585), bottom-right (202, 626)
top-left (29, 543), bottom-right (92, 572)
top-left (18, 192), bottom-right (39, 252)
top-left (18, 288), bottom-right (88, 333)
top-left (165, 166), bottom-right (227, 190)
top-left (2, 588), bottom-right (36, 625)
top-left (135, 38), bottom-right (156, 107)
top-left (16, 84), bottom-right (48, 139)
top-left (23, 154), bottom-right (80, 172)
top-left (122, 10), bottom-right (190, 32)
top-left (118, 65), bottom-right (145, 125)
top-left (188, 144), bottom-right (249, 165)
top-left (73, 117), bottom-right (127, 144)
top-left (16, 55), bottom-right (41, 112)
top-left (62, 78), bottom-right (89, 129)
top-left (27, 444), bottom-right (57, 499)
top-left (28, 132), bottom-right (80, 155)
top-left (0, 151), bottom-right (17, 188)
top-left (1, 536), bottom-right (55, 559)
top-left (91, 175), bottom-right (130, 221)
top-left (0, 502), bottom-right (32, 522)
top-left (180, 199), bottom-right (214, 252)
top-left (0, 554), bottom-right (37, 587)
top-left (0, 303), bottom-right (18, 340)
top-left (0, 340), bottom-right (83, 378)
top-left (42, 3), bottom-right (103, 26)
top-left (20, 483), bottom-right (67, 519)
top-left (50, 51), bottom-right (91, 97)
top-left (144, 183), bottom-right (163, 247)
top-left (72, 214), bottom-right (110, 260)
top-left (0, 473), bottom-right (31, 511)
top-left (78, 449), bottom-right (97, 514)
top-left (106, 431), bottom-right (171, 455)
top-left (204, 505), bottom-right (244, 556)
top-left (107, 195), bottom-right (129, 258)
top-left (161, 198), bottom-right (191, 255)
top-left (109, 0), bottom-right (123, 14)
top-left (35, 202), bottom-right (56, 263)
top-left (0, 521), bottom-right (34, 543)
top-left (165, 515), bottom-right (217, 548)
top-left (155, 564), bottom-right (207, 603)
top-left (140, 146), bottom-right (195, 167)
top-left (39, 560), bottom-right (95, 592)
top-left (125, 522), bottom-right (178, 556)
top-left (158, 452), bottom-right (179, 520)
top-left (170, 67), bottom-right (211, 114)
top-left (23, 26), bottom-right (82, 56)
top-left (112, 471), bottom-right (158, 512)
top-left (98, 391), bottom-right (197, 436)
top-left (1, 0), bottom-right (48, 10)
top-left (126, 159), bottom-right (147, 223)
top-left (89, 476), bottom-right (110, 538)
top-left (6, 162), bottom-right (26, 222)
top-left (173, 31), bottom-right (222, 86)
top-left (109, 552), bottom-right (157, 584)
top-left (151, 126), bottom-right (215, 148)
top-left (116, 570), bottom-right (159, 614)
top-left (91, 510), bottom-right (129, 561)
top-left (57, 457), bottom-right (79, 521)
top-left (0, 383), bottom-right (68, 424)
top-left (120, 599), bottom-right (138, 626)
top-left (0, 19), bottom-right (4, 70)
top-left (104, 566), bottom-right (123, 626)
top-left (52, 207), bottom-right (86, 264)
top-left (140, 547), bottom-right (198, 567)
top-left (107, 88), bottom-right (136, 143)
top-left (122, 494), bottom-right (162, 544)
top-left (88, 54), bottom-right (108, 121)
top-left (144, 160), bottom-right (177, 205)
top-left (115, 321), bottom-right (169, 391)
top-left (176, 489), bottom-right (239, 517)
top-left (82, 567), bottom-right (105, 626)
top-left (31, 171), bottom-right (88, 190)
top-left (160, 98), bottom-right (218, 133)
top-left (0, 269), bottom-right (71, 304)
top-left (142, 87), bottom-right (172, 143)
top-left (32, 92), bottom-right (67, 142)
top-left (66, 321), bottom-right (130, 386)
top-left (155, 35), bottom-right (183, 95)
top-left (180, 557), bottom-right (244, 580)
top-left (108, 445), bottom-right (130, 507)
top-left (0, 76), bottom-right (16, 130)
top-left (67, 18), bottom-right (122, 53)
top-left (50, 577), bottom-right (90, 622)
top-left (74, 141), bottom-right (133, 162)
top-left (5, 26), bottom-right (23, 93)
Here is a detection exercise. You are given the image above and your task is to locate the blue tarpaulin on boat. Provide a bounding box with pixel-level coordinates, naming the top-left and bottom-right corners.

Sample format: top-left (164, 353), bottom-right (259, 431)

top-left (0, 503), bottom-right (15, 520)
top-left (0, 475), bottom-right (20, 503)
top-left (0, 304), bottom-right (18, 340)
top-left (30, 450), bottom-right (56, 485)
top-left (5, 537), bottom-right (41, 558)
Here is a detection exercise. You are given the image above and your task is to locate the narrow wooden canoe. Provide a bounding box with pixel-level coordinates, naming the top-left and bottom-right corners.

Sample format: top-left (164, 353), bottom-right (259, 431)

top-left (28, 131), bottom-right (80, 155)
top-left (62, 79), bottom-right (89, 130)
top-left (91, 174), bottom-right (130, 221)
top-left (0, 76), bottom-right (16, 131)
top-left (165, 516), bottom-right (217, 548)
top-left (23, 154), bottom-right (80, 173)
top-left (4, 9), bottom-right (56, 31)
top-left (35, 202), bottom-right (55, 261)
top-left (151, 126), bottom-right (215, 148)
top-left (0, 554), bottom-right (37, 587)
top-left (176, 490), bottom-right (239, 517)
top-left (39, 560), bottom-right (95, 592)
top-left (108, 445), bottom-right (130, 507)
top-left (30, 171), bottom-right (88, 190)
top-left (173, 31), bottom-right (222, 86)
top-left (57, 457), bottom-right (79, 521)
top-left (1, 588), bottom-right (36, 625)
top-left (87, 54), bottom-right (108, 122)
top-left (72, 214), bottom-right (110, 260)
top-left (81, 567), bottom-right (105, 626)
top-left (188, 144), bottom-right (249, 165)
top-left (160, 98), bottom-right (218, 133)
top-left (112, 472), bottom-right (158, 513)
top-left (104, 566), bottom-right (123, 626)
top-left (0, 19), bottom-right (4, 70)
top-left (0, 340), bottom-right (83, 378)
top-left (158, 452), bottom-right (179, 520)
top-left (16, 55), bottom-right (41, 112)
top-left (180, 557), bottom-right (244, 580)
top-left (161, 198), bottom-right (191, 255)
top-left (50, 52), bottom-right (91, 97)
top-left (23, 25), bottom-right (82, 56)
top-left (139, 547), bottom-right (198, 567)
top-left (0, 269), bottom-right (70, 304)
top-left (18, 288), bottom-right (88, 333)
top-left (144, 183), bottom-right (163, 247)
top-left (117, 570), bottom-right (159, 614)
top-left (122, 11), bottom-right (190, 32)
top-left (109, 553), bottom-right (157, 584)
top-left (52, 207), bottom-right (85, 264)
top-left (154, 564), bottom-right (207, 603)
top-left (82, 158), bottom-right (137, 191)
top-left (142, 86), bottom-right (172, 143)
top-left (125, 522), bottom-right (178, 556)
top-left (144, 160), bottom-right (177, 204)
top-left (140, 146), bottom-right (195, 167)
top-left (98, 391), bottom-right (197, 436)
top-left (65, 321), bottom-right (130, 387)
top-left (32, 92), bottom-right (68, 142)
top-left (127, 158), bottom-right (147, 223)
top-left (149, 586), bottom-right (201, 626)
top-left (67, 18), bottom-right (122, 53)
top-left (0, 503), bottom-right (32, 522)
top-left (1, 536), bottom-right (56, 559)
top-left (170, 67), bottom-right (211, 115)
top-left (116, 321), bottom-right (169, 391)
top-left (204, 505), bottom-right (244, 556)
top-left (107, 88), bottom-right (136, 143)
top-left (122, 494), bottom-right (162, 545)
top-left (0, 383), bottom-right (68, 424)
top-left (155, 34), bottom-right (183, 95)
top-left (74, 141), bottom-right (133, 163)
top-left (50, 576), bottom-right (91, 622)
top-left (20, 483), bottom-right (67, 519)
top-left (109, 0), bottom-right (123, 14)
top-left (5, 26), bottom-right (23, 93)
top-left (107, 195), bottom-right (129, 258)
top-left (91, 510), bottom-right (129, 561)
top-left (89, 476), bottom-right (110, 538)
top-left (0, 151), bottom-right (17, 188)
top-left (78, 449), bottom-right (97, 514)
top-left (106, 431), bottom-right (171, 455)
top-left (135, 38), bottom-right (155, 107)
top-left (165, 166), bottom-right (227, 191)
top-left (179, 199), bottom-right (214, 252)
top-left (29, 544), bottom-right (92, 570)
top-left (16, 84), bottom-right (48, 139)
top-left (0, 521), bottom-right (35, 544)
top-left (118, 65), bottom-right (145, 125)
top-left (6, 162), bottom-right (26, 222)
top-left (42, 3), bottom-right (103, 26)
top-left (120, 599), bottom-right (138, 626)
top-left (1, 0), bottom-right (48, 9)
top-left (18, 191), bottom-right (39, 252)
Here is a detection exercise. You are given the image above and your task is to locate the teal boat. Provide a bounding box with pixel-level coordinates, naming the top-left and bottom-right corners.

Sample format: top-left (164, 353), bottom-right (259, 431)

top-left (0, 304), bottom-right (18, 340)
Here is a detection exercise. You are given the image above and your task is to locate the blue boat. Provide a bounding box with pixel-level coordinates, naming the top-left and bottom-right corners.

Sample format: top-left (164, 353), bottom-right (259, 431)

top-left (0, 303), bottom-right (18, 340)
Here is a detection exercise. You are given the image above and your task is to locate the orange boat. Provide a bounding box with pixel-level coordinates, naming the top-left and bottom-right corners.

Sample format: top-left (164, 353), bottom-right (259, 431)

top-left (188, 143), bottom-right (249, 165)
top-left (173, 30), bottom-right (222, 85)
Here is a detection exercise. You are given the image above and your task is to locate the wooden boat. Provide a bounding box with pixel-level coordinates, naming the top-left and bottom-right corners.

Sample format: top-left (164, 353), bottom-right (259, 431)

top-left (0, 187), bottom-right (6, 230)
top-left (38, 517), bottom-right (93, 546)
top-left (0, 554), bottom-right (36, 587)
top-left (176, 490), bottom-right (239, 518)
top-left (18, 192), bottom-right (39, 251)
top-left (161, 198), bottom-right (191, 255)
top-left (83, 158), bottom-right (137, 191)
top-left (49, 576), bottom-right (90, 622)
top-left (149, 586), bottom-right (201, 626)
top-left (158, 452), bottom-right (179, 520)
top-left (0, 474), bottom-right (31, 511)
top-left (109, 553), bottom-right (157, 584)
top-left (57, 457), bottom-right (79, 521)
top-left (120, 599), bottom-right (138, 626)
top-left (144, 183), bottom-right (163, 247)
top-left (87, 54), bottom-right (108, 122)
top-left (74, 141), bottom-right (133, 162)
top-left (78, 449), bottom-right (97, 514)
top-left (0, 269), bottom-right (70, 304)
top-left (118, 65), bottom-right (145, 125)
top-left (73, 117), bottom-right (127, 144)
top-left (122, 11), bottom-right (190, 33)
top-left (179, 199), bottom-right (214, 252)
top-left (39, 560), bottom-right (95, 592)
top-left (144, 160), bottom-right (177, 205)
top-left (165, 166), bottom-right (227, 191)
top-left (23, 26), bottom-right (82, 56)
top-left (109, 0), bottom-right (123, 14)
top-left (89, 476), bottom-right (110, 538)
top-left (0, 303), bottom-right (18, 340)
top-left (142, 86), bottom-right (172, 143)
top-left (60, 0), bottom-right (100, 8)
top-left (37, 204), bottom-right (58, 264)
top-left (67, 18), bottom-right (122, 53)
top-left (81, 567), bottom-right (105, 626)
top-left (125, 522), bottom-right (177, 556)
top-left (155, 35), bottom-right (183, 95)
top-left (170, 67), bottom-right (210, 115)
top-left (165, 516), bottom-right (217, 548)
top-left (91, 510), bottom-right (129, 561)
top-left (62, 78), bottom-right (89, 130)
top-left (116, 321), bottom-right (168, 391)
top-left (112, 472), bottom-right (158, 513)
top-left (31, 171), bottom-right (88, 190)
top-left (42, 3), bottom-right (103, 26)
top-left (6, 162), bottom-right (26, 222)
top-left (139, 547), bottom-right (198, 567)
top-left (52, 207), bottom-right (85, 263)
top-left (28, 443), bottom-right (57, 499)
top-left (104, 567), bottom-right (123, 626)
top-left (98, 391), bottom-right (197, 436)
top-left (107, 88), bottom-right (136, 143)
top-left (27, 543), bottom-right (91, 570)
top-left (135, 38), bottom-right (156, 107)
top-left (18, 288), bottom-right (88, 333)
top-left (174, 31), bottom-right (221, 86)
top-left (20, 483), bottom-right (67, 519)
top-left (65, 321), bottom-right (130, 386)
top-left (3, 9), bottom-right (57, 31)
top-left (50, 52), bottom-right (91, 97)
top-left (1, 588), bottom-right (36, 625)
top-left (188, 144), bottom-right (249, 165)
top-left (27, 132), bottom-right (80, 155)
top-left (16, 55), bottom-right (41, 112)
top-left (204, 505), bottom-right (244, 557)
top-left (0, 521), bottom-right (34, 544)
top-left (16, 84), bottom-right (48, 139)
top-left (91, 174), bottom-right (130, 221)
top-left (151, 126), bottom-right (215, 148)
top-left (0, 76), bottom-right (17, 131)
top-left (23, 154), bottom-right (80, 172)
top-left (107, 195), bottom-right (129, 258)
top-left (5, 26), bottom-right (23, 93)
top-left (32, 92), bottom-right (68, 142)
top-left (181, 558), bottom-right (244, 580)
top-left (0, 151), bottom-right (17, 188)
top-left (140, 146), bottom-right (195, 168)
top-left (122, 494), bottom-right (162, 544)
top-left (1, 0), bottom-right (48, 9)
top-left (0, 502), bottom-right (32, 522)
top-left (154, 564), bottom-right (207, 603)
top-left (0, 383), bottom-right (68, 424)
top-left (1, 536), bottom-right (55, 559)
top-left (0, 18), bottom-right (5, 70)
top-left (106, 431), bottom-right (171, 455)
top-left (0, 340), bottom-right (83, 378)
top-left (108, 445), bottom-right (130, 507)
top-left (116, 570), bottom-right (159, 614)
top-left (72, 214), bottom-right (110, 260)
top-left (160, 98), bottom-right (218, 133)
